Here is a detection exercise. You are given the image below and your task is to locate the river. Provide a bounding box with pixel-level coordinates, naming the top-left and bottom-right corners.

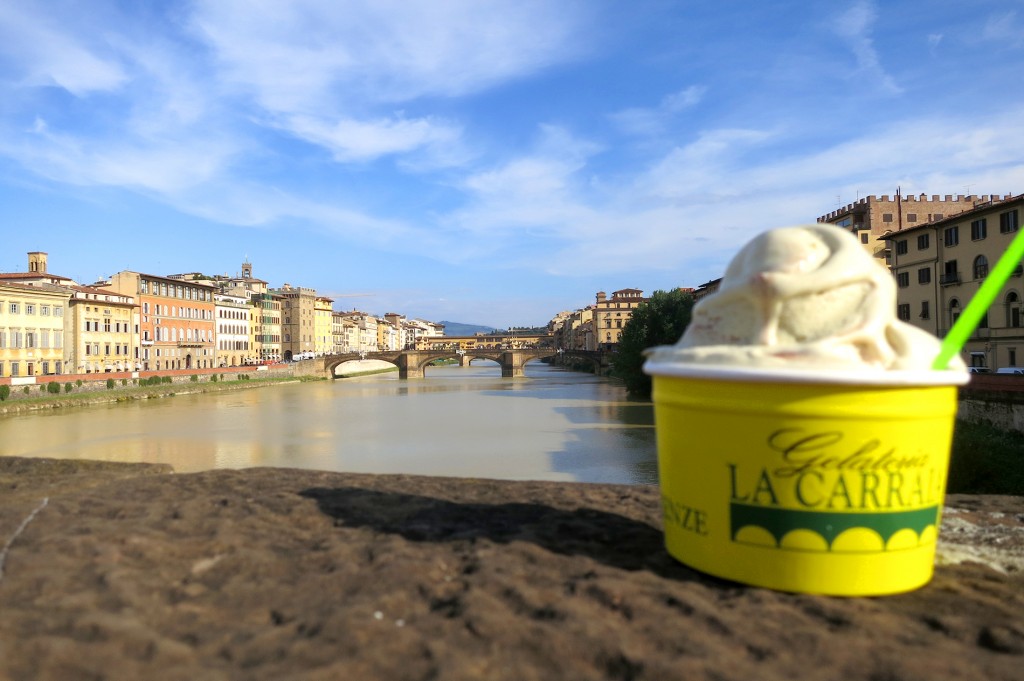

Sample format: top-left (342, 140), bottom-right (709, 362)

top-left (0, 363), bottom-right (658, 484)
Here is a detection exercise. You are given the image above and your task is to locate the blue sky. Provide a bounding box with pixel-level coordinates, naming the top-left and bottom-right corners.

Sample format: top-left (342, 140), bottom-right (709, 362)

top-left (1, 1), bottom-right (1023, 329)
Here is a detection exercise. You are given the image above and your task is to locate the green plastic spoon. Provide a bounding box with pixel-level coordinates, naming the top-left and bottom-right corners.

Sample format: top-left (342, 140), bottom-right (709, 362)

top-left (932, 225), bottom-right (1024, 370)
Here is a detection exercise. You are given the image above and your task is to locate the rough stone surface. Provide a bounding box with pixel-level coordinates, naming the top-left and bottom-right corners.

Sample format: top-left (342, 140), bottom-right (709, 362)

top-left (0, 457), bottom-right (1021, 680)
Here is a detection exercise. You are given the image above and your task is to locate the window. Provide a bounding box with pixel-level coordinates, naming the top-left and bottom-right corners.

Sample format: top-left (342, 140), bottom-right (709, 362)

top-left (944, 226), bottom-right (959, 246)
top-left (896, 272), bottom-right (910, 288)
top-left (906, 213), bottom-right (917, 223)
top-left (971, 218), bottom-right (987, 241)
top-left (949, 299), bottom-right (961, 325)
top-left (25, 304), bottom-right (34, 315)
top-left (895, 240), bottom-right (908, 255)
top-left (918, 267), bottom-right (931, 284)
top-left (54, 306), bottom-right (62, 317)
top-left (897, 304), bottom-right (911, 321)
top-left (974, 255), bottom-right (989, 280)
top-left (1008, 292), bottom-right (1021, 328)
top-left (883, 213), bottom-right (893, 223)
top-left (860, 233), bottom-right (869, 244)
top-left (9, 302), bottom-right (18, 314)
top-left (920, 301), bottom-right (930, 319)
top-left (1001, 210), bottom-right (1020, 233)
top-left (941, 260), bottom-right (959, 285)
top-left (917, 233), bottom-right (930, 249)
top-left (41, 305), bottom-right (50, 316)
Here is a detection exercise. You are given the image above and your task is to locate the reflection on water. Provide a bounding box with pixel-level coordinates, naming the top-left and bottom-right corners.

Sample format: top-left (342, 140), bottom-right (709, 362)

top-left (0, 363), bottom-right (657, 484)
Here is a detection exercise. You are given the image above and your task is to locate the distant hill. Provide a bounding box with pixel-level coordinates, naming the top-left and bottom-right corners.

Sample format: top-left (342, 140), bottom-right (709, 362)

top-left (438, 321), bottom-right (499, 336)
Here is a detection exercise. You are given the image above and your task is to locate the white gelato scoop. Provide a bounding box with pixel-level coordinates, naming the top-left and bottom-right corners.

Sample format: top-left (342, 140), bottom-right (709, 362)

top-left (647, 224), bottom-right (965, 373)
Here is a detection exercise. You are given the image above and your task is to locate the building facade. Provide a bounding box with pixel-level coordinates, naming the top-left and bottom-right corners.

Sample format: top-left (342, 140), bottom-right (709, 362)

top-left (103, 271), bottom-right (217, 371)
top-left (67, 285), bottom-right (137, 373)
top-left (0, 282), bottom-right (68, 378)
top-left (215, 292), bottom-right (251, 367)
top-left (593, 289), bottom-right (646, 350)
top-left (818, 193), bottom-right (1004, 263)
top-left (314, 296), bottom-right (334, 357)
top-left (887, 194), bottom-right (1024, 370)
top-left (272, 284), bottom-right (316, 360)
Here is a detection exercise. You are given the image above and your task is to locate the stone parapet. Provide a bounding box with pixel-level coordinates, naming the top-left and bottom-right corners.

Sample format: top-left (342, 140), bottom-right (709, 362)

top-left (0, 459), bottom-right (1020, 680)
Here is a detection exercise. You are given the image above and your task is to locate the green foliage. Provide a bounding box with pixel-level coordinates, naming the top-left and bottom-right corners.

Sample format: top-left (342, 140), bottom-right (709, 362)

top-left (22, 386), bottom-right (30, 394)
top-left (122, 379), bottom-right (128, 386)
top-left (106, 378), bottom-right (115, 389)
top-left (64, 383), bottom-right (73, 393)
top-left (76, 379), bottom-right (83, 387)
top-left (47, 381), bottom-right (61, 394)
top-left (0, 385), bottom-right (9, 401)
top-left (613, 289), bottom-right (696, 398)
top-left (145, 376), bottom-right (162, 386)
top-left (947, 420), bottom-right (1024, 496)
top-left (162, 376), bottom-right (172, 384)
top-left (40, 384), bottom-right (46, 392)
top-left (190, 374), bottom-right (199, 382)
top-left (210, 374), bottom-right (218, 383)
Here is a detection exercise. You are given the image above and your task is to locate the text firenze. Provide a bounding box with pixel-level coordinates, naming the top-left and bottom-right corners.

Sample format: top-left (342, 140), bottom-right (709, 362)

top-left (729, 429), bottom-right (942, 511)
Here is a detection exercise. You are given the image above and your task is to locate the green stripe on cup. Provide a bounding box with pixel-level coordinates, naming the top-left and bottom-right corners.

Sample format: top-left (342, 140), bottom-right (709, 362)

top-left (730, 503), bottom-right (939, 551)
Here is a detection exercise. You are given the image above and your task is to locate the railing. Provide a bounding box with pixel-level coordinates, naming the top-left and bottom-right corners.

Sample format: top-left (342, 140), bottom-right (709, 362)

top-left (939, 272), bottom-right (961, 286)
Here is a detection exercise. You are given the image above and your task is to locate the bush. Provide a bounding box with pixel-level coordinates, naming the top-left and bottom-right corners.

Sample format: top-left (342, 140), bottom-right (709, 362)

top-left (210, 374), bottom-right (218, 383)
top-left (947, 420), bottom-right (1024, 496)
top-left (23, 386), bottom-right (30, 394)
top-left (64, 383), bottom-right (73, 393)
top-left (0, 385), bottom-right (9, 401)
top-left (76, 379), bottom-right (83, 387)
top-left (122, 379), bottom-right (128, 386)
top-left (612, 289), bottom-right (696, 398)
top-left (40, 384), bottom-right (46, 392)
top-left (162, 376), bottom-right (172, 384)
top-left (106, 378), bottom-right (115, 389)
top-left (190, 374), bottom-right (199, 382)
top-left (47, 381), bottom-right (61, 394)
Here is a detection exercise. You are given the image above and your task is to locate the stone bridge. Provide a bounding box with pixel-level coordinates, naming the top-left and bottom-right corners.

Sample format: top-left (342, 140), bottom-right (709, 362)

top-left (312, 349), bottom-right (607, 379)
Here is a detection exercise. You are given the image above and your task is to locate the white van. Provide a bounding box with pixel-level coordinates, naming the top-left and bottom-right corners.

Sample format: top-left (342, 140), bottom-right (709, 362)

top-left (995, 367), bottom-right (1024, 375)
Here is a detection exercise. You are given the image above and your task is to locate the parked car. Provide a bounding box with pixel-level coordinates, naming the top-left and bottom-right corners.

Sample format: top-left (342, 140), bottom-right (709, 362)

top-left (968, 367), bottom-right (991, 374)
top-left (995, 367), bottom-right (1024, 375)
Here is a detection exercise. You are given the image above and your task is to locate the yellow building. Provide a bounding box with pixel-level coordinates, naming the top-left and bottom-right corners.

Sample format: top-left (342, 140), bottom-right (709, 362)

top-left (593, 289), bottom-right (646, 350)
top-left (887, 193), bottom-right (1024, 370)
top-left (314, 296), bottom-right (334, 357)
top-left (0, 281), bottom-right (69, 378)
top-left (67, 285), bottom-right (137, 373)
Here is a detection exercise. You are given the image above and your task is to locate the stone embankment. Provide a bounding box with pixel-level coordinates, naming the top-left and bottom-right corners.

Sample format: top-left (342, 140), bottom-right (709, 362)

top-left (0, 458), bottom-right (1020, 680)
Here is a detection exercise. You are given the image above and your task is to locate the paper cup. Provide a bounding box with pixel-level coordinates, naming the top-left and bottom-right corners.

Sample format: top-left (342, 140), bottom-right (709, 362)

top-left (644, 361), bottom-right (969, 596)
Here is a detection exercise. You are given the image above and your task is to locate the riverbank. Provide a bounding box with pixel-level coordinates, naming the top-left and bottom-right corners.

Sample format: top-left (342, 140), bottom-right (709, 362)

top-left (0, 457), bottom-right (1020, 680)
top-left (0, 373), bottom-right (307, 415)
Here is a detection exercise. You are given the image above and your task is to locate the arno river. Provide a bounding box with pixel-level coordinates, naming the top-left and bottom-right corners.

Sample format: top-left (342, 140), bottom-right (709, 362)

top-left (0, 363), bottom-right (658, 484)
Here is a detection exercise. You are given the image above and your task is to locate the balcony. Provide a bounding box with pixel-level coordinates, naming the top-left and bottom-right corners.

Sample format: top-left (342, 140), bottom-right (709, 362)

top-left (177, 341), bottom-right (205, 348)
top-left (140, 339), bottom-right (154, 346)
top-left (1013, 265), bottom-right (1024, 278)
top-left (939, 272), bottom-right (961, 286)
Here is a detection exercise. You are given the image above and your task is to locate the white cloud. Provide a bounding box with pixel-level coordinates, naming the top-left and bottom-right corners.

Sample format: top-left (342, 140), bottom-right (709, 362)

top-left (283, 114), bottom-right (462, 162)
top-left (609, 85), bottom-right (707, 136)
top-left (833, 1), bottom-right (902, 95)
top-left (0, 4), bottom-right (127, 95)
top-left (983, 11), bottom-right (1024, 48)
top-left (191, 0), bottom-right (592, 108)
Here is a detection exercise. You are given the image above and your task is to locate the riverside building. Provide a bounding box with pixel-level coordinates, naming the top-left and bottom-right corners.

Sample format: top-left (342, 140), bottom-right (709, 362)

top-left (102, 271), bottom-right (217, 371)
top-left (885, 193), bottom-right (1024, 371)
top-left (818, 192), bottom-right (1004, 263)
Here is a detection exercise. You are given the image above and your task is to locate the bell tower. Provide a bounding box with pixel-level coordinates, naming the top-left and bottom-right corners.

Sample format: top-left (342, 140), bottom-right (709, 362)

top-left (28, 251), bottom-right (48, 273)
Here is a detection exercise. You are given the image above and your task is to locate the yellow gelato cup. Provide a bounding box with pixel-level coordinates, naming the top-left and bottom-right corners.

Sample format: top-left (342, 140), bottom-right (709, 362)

top-left (644, 362), bottom-right (969, 596)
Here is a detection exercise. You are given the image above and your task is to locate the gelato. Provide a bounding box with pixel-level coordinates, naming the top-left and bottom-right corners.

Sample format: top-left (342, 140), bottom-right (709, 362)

top-left (646, 224), bottom-right (965, 373)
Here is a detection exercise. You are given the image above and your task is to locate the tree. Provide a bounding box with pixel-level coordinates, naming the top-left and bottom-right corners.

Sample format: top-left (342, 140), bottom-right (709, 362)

top-left (613, 289), bottom-right (695, 398)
